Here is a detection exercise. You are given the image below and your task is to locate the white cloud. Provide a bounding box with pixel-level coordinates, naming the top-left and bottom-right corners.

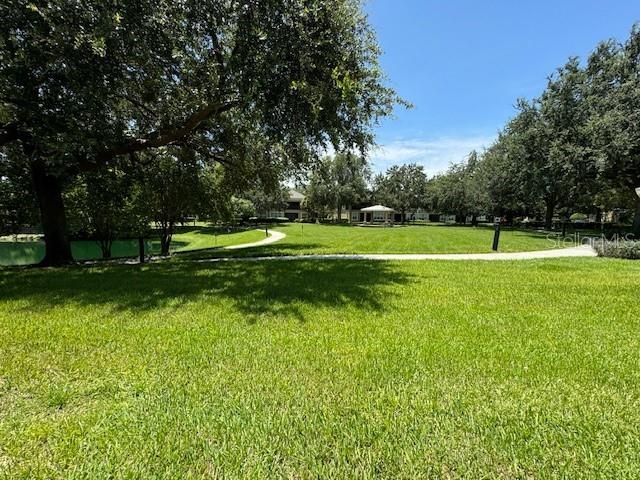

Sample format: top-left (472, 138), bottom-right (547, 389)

top-left (370, 135), bottom-right (496, 177)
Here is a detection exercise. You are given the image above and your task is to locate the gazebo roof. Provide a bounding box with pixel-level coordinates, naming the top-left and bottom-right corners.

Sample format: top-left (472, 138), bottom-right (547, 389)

top-left (361, 204), bottom-right (394, 212)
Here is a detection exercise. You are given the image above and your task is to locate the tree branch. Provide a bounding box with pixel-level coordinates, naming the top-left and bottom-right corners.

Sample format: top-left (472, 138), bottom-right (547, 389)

top-left (92, 100), bottom-right (239, 166)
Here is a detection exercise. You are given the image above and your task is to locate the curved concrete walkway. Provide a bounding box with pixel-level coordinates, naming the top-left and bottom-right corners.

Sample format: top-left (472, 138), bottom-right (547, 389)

top-left (81, 232), bottom-right (596, 266)
top-left (224, 229), bottom-right (287, 250)
top-left (198, 243), bottom-right (597, 263)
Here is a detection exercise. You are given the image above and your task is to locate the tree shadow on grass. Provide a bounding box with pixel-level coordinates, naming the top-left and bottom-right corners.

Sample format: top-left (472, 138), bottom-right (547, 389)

top-left (0, 260), bottom-right (414, 322)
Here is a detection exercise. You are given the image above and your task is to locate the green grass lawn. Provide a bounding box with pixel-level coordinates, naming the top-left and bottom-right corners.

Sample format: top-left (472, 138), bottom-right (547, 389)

top-left (0, 227), bottom-right (266, 266)
top-left (171, 226), bottom-right (266, 252)
top-left (186, 223), bottom-right (561, 259)
top-left (1, 258), bottom-right (639, 478)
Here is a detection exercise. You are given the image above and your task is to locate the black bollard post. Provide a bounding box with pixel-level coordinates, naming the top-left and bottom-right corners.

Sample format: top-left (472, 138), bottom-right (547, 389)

top-left (492, 222), bottom-right (501, 251)
top-left (138, 237), bottom-right (145, 263)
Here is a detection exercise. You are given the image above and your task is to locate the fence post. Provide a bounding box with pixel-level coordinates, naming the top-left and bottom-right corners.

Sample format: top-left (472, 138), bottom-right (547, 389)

top-left (492, 222), bottom-right (501, 251)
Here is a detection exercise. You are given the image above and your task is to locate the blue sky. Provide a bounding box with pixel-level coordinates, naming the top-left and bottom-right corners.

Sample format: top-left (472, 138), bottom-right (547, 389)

top-left (366, 0), bottom-right (639, 175)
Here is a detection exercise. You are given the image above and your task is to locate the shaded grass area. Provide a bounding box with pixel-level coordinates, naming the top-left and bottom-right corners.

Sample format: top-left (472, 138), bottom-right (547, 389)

top-left (1, 258), bottom-right (640, 478)
top-left (183, 223), bottom-right (562, 260)
top-left (0, 227), bottom-right (265, 266)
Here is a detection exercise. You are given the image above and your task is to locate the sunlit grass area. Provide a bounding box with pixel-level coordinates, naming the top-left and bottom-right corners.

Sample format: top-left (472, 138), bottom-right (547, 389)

top-left (185, 223), bottom-right (561, 259)
top-left (0, 227), bottom-right (265, 266)
top-left (0, 224), bottom-right (570, 266)
top-left (1, 258), bottom-right (639, 478)
top-left (171, 226), bottom-right (266, 252)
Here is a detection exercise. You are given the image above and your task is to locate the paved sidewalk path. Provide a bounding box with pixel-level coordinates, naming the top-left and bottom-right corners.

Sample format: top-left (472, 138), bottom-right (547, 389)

top-left (224, 229), bottom-right (287, 250)
top-left (198, 244), bottom-right (597, 262)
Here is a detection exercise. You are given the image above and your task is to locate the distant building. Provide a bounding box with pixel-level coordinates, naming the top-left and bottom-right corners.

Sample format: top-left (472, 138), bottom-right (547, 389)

top-left (284, 190), bottom-right (306, 220)
top-left (263, 189), bottom-right (307, 220)
top-left (265, 190), bottom-right (450, 223)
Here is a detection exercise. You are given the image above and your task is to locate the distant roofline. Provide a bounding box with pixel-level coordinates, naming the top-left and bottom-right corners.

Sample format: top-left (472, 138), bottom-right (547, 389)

top-left (288, 189), bottom-right (305, 200)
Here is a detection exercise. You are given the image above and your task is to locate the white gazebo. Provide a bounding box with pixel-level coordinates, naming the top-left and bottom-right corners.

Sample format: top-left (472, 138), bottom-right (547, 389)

top-left (361, 205), bottom-right (395, 224)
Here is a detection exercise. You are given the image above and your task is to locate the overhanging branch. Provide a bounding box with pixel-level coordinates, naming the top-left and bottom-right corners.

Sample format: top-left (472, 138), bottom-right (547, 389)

top-left (93, 100), bottom-right (239, 165)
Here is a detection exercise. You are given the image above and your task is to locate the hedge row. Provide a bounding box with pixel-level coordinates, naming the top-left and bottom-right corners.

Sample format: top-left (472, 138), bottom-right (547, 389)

top-left (594, 240), bottom-right (640, 259)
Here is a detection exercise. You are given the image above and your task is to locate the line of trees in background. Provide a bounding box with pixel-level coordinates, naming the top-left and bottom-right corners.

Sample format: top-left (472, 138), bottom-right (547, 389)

top-left (298, 26), bottom-right (640, 234)
top-left (431, 25), bottom-right (640, 235)
top-left (302, 156), bottom-right (428, 223)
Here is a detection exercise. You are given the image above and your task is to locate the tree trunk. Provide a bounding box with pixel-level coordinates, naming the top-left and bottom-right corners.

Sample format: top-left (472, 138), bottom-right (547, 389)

top-left (336, 205), bottom-right (342, 223)
top-left (98, 239), bottom-right (113, 259)
top-left (633, 197), bottom-right (640, 239)
top-left (544, 198), bottom-right (555, 231)
top-left (99, 238), bottom-right (113, 259)
top-left (160, 223), bottom-right (173, 256)
top-left (30, 160), bottom-right (74, 266)
top-left (160, 234), bottom-right (171, 256)
top-left (138, 237), bottom-right (145, 263)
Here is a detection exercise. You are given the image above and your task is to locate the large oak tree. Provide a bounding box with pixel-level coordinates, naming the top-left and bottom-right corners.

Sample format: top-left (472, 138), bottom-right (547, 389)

top-left (0, 0), bottom-right (400, 265)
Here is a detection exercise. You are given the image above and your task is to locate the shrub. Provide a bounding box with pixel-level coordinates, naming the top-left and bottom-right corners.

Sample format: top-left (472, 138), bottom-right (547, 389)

top-left (594, 240), bottom-right (640, 259)
top-left (570, 212), bottom-right (588, 223)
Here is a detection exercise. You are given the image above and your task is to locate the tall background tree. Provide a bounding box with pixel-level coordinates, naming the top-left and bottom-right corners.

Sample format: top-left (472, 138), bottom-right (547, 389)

top-left (331, 152), bottom-right (370, 221)
top-left (427, 151), bottom-right (488, 224)
top-left (303, 161), bottom-right (334, 221)
top-left (0, 0), bottom-right (401, 265)
top-left (537, 59), bottom-right (593, 227)
top-left (373, 163), bottom-right (427, 222)
top-left (585, 26), bottom-right (640, 234)
top-left (304, 153), bottom-right (370, 221)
